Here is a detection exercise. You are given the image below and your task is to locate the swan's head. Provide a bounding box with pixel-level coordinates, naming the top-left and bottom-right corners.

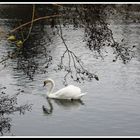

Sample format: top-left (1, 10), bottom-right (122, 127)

top-left (43, 79), bottom-right (54, 87)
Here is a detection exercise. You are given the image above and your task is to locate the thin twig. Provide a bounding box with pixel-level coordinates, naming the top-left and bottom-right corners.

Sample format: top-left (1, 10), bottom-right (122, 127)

top-left (10, 14), bottom-right (62, 33)
top-left (23, 4), bottom-right (35, 43)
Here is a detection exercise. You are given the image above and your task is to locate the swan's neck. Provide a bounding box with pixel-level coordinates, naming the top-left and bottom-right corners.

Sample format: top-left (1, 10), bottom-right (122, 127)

top-left (48, 80), bottom-right (55, 96)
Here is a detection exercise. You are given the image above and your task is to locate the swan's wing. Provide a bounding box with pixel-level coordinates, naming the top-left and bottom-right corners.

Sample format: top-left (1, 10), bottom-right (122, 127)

top-left (54, 85), bottom-right (82, 99)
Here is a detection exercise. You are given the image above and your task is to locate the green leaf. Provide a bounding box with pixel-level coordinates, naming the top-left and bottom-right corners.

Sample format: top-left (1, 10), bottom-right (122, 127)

top-left (7, 35), bottom-right (16, 42)
top-left (16, 40), bottom-right (23, 47)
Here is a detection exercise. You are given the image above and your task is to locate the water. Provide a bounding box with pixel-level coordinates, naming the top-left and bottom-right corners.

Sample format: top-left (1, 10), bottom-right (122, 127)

top-left (0, 10), bottom-right (140, 136)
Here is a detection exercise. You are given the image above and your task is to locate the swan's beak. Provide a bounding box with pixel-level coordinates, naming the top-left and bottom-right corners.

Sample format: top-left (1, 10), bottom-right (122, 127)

top-left (43, 81), bottom-right (46, 87)
top-left (43, 80), bottom-right (50, 87)
top-left (43, 81), bottom-right (49, 87)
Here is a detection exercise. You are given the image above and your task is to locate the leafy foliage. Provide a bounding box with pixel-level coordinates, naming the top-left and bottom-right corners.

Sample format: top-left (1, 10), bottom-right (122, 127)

top-left (0, 4), bottom-right (135, 84)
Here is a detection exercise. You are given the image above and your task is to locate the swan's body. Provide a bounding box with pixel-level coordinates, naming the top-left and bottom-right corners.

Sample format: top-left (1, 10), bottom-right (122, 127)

top-left (43, 79), bottom-right (86, 100)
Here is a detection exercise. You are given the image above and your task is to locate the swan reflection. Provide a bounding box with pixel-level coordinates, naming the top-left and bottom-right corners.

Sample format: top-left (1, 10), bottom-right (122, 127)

top-left (42, 98), bottom-right (85, 115)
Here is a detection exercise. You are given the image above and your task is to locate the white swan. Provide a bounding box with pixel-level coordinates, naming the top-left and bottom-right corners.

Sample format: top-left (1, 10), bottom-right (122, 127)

top-left (43, 79), bottom-right (86, 100)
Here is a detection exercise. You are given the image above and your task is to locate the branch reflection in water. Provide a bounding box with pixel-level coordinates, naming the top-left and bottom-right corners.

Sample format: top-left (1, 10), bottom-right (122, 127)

top-left (13, 23), bottom-right (52, 81)
top-left (0, 87), bottom-right (32, 136)
top-left (42, 98), bottom-right (84, 115)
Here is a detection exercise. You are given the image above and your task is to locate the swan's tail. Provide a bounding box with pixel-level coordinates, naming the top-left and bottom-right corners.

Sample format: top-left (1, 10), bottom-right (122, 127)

top-left (82, 92), bottom-right (87, 96)
top-left (79, 92), bottom-right (87, 99)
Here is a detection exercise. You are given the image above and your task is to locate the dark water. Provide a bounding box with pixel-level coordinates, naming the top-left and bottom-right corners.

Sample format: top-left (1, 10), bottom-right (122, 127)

top-left (0, 8), bottom-right (140, 136)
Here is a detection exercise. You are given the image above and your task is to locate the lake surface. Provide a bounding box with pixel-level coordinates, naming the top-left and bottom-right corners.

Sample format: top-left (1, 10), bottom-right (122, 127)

top-left (0, 9), bottom-right (140, 136)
